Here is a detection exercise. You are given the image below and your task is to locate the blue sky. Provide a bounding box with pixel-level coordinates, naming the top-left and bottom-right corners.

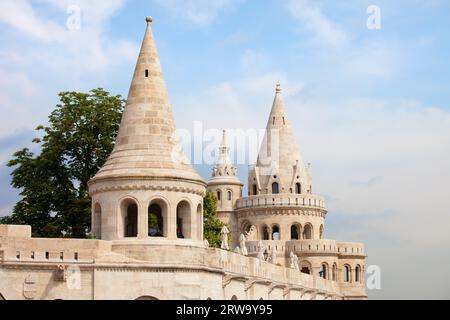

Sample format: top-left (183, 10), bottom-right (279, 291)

top-left (1, 0), bottom-right (450, 299)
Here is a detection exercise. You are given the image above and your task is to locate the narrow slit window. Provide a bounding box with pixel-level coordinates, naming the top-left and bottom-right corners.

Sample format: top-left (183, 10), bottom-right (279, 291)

top-left (16, 251), bottom-right (20, 260)
top-left (31, 251), bottom-right (35, 259)
top-left (145, 69), bottom-right (149, 77)
top-left (273, 117), bottom-right (275, 125)
top-left (60, 252), bottom-right (64, 260)
top-left (74, 252), bottom-right (78, 260)
top-left (45, 252), bottom-right (49, 260)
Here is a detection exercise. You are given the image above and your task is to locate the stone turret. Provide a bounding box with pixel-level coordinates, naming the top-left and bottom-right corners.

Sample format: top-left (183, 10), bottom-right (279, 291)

top-left (249, 84), bottom-right (312, 196)
top-left (88, 17), bottom-right (206, 243)
top-left (207, 130), bottom-right (243, 246)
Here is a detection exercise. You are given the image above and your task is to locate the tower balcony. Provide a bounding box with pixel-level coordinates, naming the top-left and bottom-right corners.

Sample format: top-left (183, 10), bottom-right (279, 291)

top-left (235, 194), bottom-right (326, 210)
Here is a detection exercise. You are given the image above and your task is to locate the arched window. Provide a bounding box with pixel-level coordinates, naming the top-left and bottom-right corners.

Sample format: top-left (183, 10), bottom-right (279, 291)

top-left (332, 264), bottom-right (337, 281)
top-left (319, 225), bottom-right (324, 239)
top-left (303, 224), bottom-right (313, 240)
top-left (262, 225), bottom-right (270, 240)
top-left (93, 203), bottom-right (102, 239)
top-left (295, 183), bottom-right (301, 194)
top-left (343, 265), bottom-right (351, 283)
top-left (300, 261), bottom-right (312, 275)
top-left (272, 225), bottom-right (280, 240)
top-left (272, 182), bottom-right (279, 194)
top-left (148, 204), bottom-right (164, 237)
top-left (177, 201), bottom-right (192, 239)
top-left (122, 200), bottom-right (138, 238)
top-left (252, 184), bottom-right (257, 195)
top-left (217, 190), bottom-right (221, 201)
top-left (320, 263), bottom-right (328, 279)
top-left (227, 190), bottom-right (232, 201)
top-left (355, 265), bottom-right (361, 283)
top-left (290, 224), bottom-right (300, 240)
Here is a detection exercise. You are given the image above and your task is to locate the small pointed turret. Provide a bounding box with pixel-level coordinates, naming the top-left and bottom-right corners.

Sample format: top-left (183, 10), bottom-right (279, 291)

top-left (209, 130), bottom-right (241, 184)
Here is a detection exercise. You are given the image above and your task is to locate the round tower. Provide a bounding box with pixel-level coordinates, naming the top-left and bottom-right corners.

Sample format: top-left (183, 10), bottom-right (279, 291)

top-left (88, 18), bottom-right (206, 245)
top-left (207, 130), bottom-right (243, 246)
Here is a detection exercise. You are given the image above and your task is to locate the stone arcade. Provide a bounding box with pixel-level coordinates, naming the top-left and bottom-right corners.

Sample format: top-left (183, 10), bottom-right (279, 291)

top-left (0, 17), bottom-right (367, 300)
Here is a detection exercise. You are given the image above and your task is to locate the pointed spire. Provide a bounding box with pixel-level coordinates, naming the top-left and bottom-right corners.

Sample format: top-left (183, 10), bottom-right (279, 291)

top-left (91, 17), bottom-right (204, 184)
top-left (218, 130), bottom-right (232, 166)
top-left (255, 84), bottom-right (309, 194)
top-left (208, 130), bottom-right (242, 186)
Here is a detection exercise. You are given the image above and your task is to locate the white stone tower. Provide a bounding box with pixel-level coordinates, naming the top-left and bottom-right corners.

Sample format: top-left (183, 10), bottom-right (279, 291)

top-left (88, 17), bottom-right (206, 244)
top-left (207, 130), bottom-right (243, 246)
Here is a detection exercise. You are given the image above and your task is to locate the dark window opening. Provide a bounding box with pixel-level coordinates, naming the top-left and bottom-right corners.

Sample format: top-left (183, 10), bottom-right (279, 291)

top-left (145, 69), bottom-right (149, 77)
top-left (295, 183), bottom-right (301, 194)
top-left (272, 182), bottom-right (279, 194)
top-left (148, 204), bottom-right (164, 237)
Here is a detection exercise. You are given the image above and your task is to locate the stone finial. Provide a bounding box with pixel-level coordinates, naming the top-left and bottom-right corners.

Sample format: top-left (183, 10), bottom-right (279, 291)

top-left (276, 83), bottom-right (281, 94)
top-left (146, 16), bottom-right (153, 24)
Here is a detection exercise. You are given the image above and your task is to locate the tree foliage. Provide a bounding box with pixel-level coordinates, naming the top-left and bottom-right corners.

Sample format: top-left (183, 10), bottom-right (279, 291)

top-left (203, 191), bottom-right (225, 248)
top-left (0, 89), bottom-right (125, 238)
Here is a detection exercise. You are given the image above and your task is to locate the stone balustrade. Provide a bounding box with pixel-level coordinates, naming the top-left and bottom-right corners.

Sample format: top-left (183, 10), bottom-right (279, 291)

top-left (236, 194), bottom-right (326, 210)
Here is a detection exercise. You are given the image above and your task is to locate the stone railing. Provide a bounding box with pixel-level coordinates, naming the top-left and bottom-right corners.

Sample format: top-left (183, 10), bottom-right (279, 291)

top-left (245, 240), bottom-right (364, 257)
top-left (214, 249), bottom-right (339, 295)
top-left (235, 194), bottom-right (326, 210)
top-left (337, 242), bottom-right (365, 256)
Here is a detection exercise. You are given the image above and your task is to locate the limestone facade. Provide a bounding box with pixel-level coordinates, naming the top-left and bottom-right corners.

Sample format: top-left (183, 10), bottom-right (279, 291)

top-left (0, 17), bottom-right (367, 300)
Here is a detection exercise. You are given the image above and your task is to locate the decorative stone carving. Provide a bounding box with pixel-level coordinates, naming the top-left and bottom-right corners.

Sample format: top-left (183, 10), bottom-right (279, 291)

top-left (289, 251), bottom-right (299, 270)
top-left (239, 234), bottom-right (248, 256)
top-left (54, 265), bottom-right (67, 282)
top-left (256, 241), bottom-right (265, 260)
top-left (221, 226), bottom-right (230, 250)
top-left (270, 250), bottom-right (278, 265)
top-left (23, 274), bottom-right (37, 300)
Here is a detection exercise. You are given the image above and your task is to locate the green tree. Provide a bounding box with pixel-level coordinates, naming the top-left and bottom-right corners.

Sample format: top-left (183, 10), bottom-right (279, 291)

top-left (203, 191), bottom-right (225, 248)
top-left (0, 88), bottom-right (125, 238)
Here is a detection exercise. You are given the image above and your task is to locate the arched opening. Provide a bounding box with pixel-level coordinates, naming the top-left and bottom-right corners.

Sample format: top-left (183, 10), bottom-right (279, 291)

top-left (320, 263), bottom-right (328, 279)
top-left (295, 183), bottom-right (301, 194)
top-left (272, 225), bottom-right (280, 240)
top-left (231, 295), bottom-right (238, 300)
top-left (121, 200), bottom-right (138, 238)
top-left (300, 261), bottom-right (312, 275)
top-left (136, 296), bottom-right (159, 300)
top-left (319, 225), bottom-right (324, 239)
top-left (227, 190), bottom-right (232, 201)
top-left (93, 203), bottom-right (102, 239)
top-left (217, 190), bottom-right (221, 201)
top-left (355, 265), bottom-right (361, 283)
top-left (343, 265), bottom-right (351, 283)
top-left (303, 224), bottom-right (313, 240)
top-left (290, 224), bottom-right (301, 240)
top-left (252, 184), bottom-right (257, 195)
top-left (148, 202), bottom-right (165, 237)
top-left (272, 182), bottom-right (279, 194)
top-left (177, 201), bottom-right (192, 239)
top-left (262, 225), bottom-right (270, 240)
top-left (332, 263), bottom-right (337, 281)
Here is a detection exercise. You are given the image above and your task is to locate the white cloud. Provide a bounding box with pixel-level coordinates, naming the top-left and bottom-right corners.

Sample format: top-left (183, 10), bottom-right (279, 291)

top-left (0, 0), bottom-right (64, 41)
top-left (155, 0), bottom-right (242, 27)
top-left (287, 0), bottom-right (347, 46)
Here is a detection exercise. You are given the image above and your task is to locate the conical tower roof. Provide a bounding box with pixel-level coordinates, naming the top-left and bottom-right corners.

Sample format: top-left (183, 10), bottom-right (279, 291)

top-left (255, 84), bottom-right (309, 193)
top-left (91, 17), bottom-right (204, 184)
